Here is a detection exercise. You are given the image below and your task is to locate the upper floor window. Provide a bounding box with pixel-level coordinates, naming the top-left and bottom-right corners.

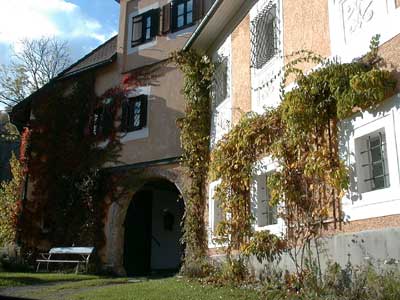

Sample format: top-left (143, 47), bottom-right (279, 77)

top-left (131, 9), bottom-right (159, 47)
top-left (172, 0), bottom-right (194, 31)
top-left (93, 98), bottom-right (114, 137)
top-left (121, 95), bottom-right (148, 133)
top-left (250, 4), bottom-right (277, 69)
top-left (354, 128), bottom-right (390, 193)
top-left (213, 57), bottom-right (228, 107)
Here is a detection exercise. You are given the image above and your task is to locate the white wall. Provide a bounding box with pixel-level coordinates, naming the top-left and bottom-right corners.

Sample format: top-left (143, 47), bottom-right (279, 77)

top-left (340, 93), bottom-right (400, 222)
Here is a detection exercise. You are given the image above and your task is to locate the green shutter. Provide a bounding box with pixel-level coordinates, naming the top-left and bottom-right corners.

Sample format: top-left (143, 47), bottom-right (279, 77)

top-left (162, 3), bottom-right (172, 34)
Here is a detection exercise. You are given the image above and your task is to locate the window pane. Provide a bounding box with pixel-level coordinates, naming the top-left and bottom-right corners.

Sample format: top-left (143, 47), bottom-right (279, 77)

top-left (146, 16), bottom-right (151, 28)
top-left (187, 0), bottom-right (193, 12)
top-left (178, 3), bottom-right (185, 15)
top-left (187, 12), bottom-right (193, 24)
top-left (373, 177), bottom-right (385, 190)
top-left (146, 28), bottom-right (151, 40)
top-left (132, 17), bottom-right (143, 43)
top-left (177, 15), bottom-right (184, 28)
top-left (372, 163), bottom-right (384, 177)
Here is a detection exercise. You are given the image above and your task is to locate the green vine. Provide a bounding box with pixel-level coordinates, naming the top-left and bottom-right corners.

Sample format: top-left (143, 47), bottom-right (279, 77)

top-left (172, 50), bottom-right (214, 276)
top-left (208, 36), bottom-right (397, 274)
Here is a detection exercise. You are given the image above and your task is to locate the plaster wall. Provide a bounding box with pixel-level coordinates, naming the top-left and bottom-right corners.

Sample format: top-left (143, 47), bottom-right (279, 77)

top-left (231, 15), bottom-right (252, 125)
top-left (117, 62), bottom-right (184, 166)
top-left (283, 0), bottom-right (331, 75)
top-left (94, 63), bottom-right (121, 97)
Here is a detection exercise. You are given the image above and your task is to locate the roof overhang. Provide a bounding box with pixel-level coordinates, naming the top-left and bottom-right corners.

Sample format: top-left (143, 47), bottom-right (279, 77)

top-left (184, 0), bottom-right (257, 53)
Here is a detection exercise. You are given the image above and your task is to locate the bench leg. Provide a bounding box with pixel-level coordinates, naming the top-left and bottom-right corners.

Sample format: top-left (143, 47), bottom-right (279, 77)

top-left (36, 262), bottom-right (41, 272)
top-left (75, 262), bottom-right (80, 274)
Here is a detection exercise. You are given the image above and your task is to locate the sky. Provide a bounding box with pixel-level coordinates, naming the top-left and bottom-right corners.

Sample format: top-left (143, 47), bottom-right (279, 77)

top-left (0, 0), bottom-right (120, 66)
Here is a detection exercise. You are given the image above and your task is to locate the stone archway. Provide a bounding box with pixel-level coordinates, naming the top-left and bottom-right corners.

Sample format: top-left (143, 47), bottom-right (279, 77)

top-left (103, 165), bottom-right (186, 275)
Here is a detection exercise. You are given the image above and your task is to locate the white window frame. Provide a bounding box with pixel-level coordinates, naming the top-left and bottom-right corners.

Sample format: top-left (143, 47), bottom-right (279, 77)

top-left (340, 94), bottom-right (400, 221)
top-left (127, 3), bottom-right (160, 55)
top-left (208, 179), bottom-right (227, 248)
top-left (210, 36), bottom-right (232, 147)
top-left (251, 156), bottom-right (284, 236)
top-left (250, 0), bottom-right (283, 114)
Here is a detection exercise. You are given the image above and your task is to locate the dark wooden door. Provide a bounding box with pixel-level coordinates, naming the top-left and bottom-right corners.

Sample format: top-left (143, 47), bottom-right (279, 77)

top-left (124, 190), bottom-right (153, 276)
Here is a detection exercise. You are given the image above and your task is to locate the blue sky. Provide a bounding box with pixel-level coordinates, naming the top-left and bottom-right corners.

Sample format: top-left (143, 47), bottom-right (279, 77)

top-left (0, 0), bottom-right (120, 66)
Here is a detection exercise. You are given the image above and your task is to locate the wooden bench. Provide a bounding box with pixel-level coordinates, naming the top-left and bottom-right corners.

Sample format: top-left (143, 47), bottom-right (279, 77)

top-left (36, 247), bottom-right (94, 273)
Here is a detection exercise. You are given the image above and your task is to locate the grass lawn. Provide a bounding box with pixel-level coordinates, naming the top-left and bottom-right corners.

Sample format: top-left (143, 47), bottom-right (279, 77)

top-left (0, 272), bottom-right (259, 300)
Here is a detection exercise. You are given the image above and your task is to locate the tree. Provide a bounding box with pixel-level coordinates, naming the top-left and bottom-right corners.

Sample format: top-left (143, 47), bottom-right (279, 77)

top-left (0, 37), bottom-right (71, 108)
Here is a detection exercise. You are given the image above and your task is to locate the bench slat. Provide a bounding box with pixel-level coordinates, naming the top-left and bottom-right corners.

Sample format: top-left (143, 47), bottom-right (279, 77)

top-left (49, 247), bottom-right (94, 254)
top-left (36, 260), bottom-right (83, 263)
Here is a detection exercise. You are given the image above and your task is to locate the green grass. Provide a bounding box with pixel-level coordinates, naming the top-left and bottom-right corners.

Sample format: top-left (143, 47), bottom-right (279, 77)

top-left (0, 272), bottom-right (100, 288)
top-left (71, 277), bottom-right (258, 300)
top-left (0, 272), bottom-right (259, 300)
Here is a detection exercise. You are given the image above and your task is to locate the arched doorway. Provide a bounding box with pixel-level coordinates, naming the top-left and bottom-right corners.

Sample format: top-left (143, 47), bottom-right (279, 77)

top-left (123, 179), bottom-right (185, 276)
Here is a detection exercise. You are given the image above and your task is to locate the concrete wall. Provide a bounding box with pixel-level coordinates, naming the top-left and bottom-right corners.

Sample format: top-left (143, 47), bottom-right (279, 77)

top-left (248, 227), bottom-right (400, 276)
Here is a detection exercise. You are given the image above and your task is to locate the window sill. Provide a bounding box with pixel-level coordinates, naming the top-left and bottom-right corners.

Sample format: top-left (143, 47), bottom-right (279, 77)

top-left (167, 24), bottom-right (197, 40)
top-left (120, 127), bottom-right (149, 143)
top-left (127, 40), bottom-right (157, 55)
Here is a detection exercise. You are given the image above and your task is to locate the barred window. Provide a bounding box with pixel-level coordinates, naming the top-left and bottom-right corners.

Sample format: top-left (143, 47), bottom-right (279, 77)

top-left (355, 128), bottom-right (390, 193)
top-left (121, 95), bottom-right (148, 133)
top-left (250, 4), bottom-right (277, 69)
top-left (256, 172), bottom-right (278, 227)
top-left (213, 57), bottom-right (228, 107)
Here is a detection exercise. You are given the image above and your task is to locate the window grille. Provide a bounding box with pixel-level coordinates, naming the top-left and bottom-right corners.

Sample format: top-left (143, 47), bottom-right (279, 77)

top-left (257, 173), bottom-right (278, 227)
top-left (121, 95), bottom-right (148, 133)
top-left (360, 132), bottom-right (389, 191)
top-left (250, 3), bottom-right (277, 69)
top-left (213, 57), bottom-right (228, 108)
top-left (355, 129), bottom-right (390, 193)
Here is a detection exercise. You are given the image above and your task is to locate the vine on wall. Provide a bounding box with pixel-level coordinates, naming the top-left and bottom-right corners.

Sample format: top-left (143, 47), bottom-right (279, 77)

top-left (175, 37), bottom-right (397, 278)
top-left (23, 74), bottom-right (123, 254)
top-left (172, 50), bottom-right (214, 276)
top-left (212, 37), bottom-right (397, 274)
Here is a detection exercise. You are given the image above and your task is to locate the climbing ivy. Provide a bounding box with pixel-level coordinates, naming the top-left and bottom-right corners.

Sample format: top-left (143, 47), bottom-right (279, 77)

top-left (23, 74), bottom-right (123, 254)
top-left (172, 50), bottom-right (214, 276)
top-left (174, 36), bottom-right (397, 279)
top-left (211, 36), bottom-right (397, 275)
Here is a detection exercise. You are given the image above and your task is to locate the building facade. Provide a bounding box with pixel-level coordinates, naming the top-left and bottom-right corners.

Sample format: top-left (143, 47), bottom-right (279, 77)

top-left (187, 0), bottom-right (400, 265)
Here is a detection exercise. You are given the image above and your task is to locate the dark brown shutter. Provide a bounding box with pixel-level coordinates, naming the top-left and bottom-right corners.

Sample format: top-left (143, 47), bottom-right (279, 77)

top-left (120, 100), bottom-right (128, 132)
top-left (150, 9), bottom-right (160, 37)
top-left (139, 95), bottom-right (148, 129)
top-left (193, 0), bottom-right (204, 21)
top-left (162, 3), bottom-right (171, 34)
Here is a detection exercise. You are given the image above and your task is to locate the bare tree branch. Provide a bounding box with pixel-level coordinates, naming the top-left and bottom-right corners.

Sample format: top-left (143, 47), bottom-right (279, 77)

top-left (0, 37), bottom-right (71, 108)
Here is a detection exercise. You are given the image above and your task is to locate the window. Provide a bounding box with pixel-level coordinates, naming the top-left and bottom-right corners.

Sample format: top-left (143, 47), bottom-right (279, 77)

top-left (213, 57), bottom-right (228, 108)
top-left (131, 9), bottom-right (159, 47)
top-left (172, 0), bottom-right (194, 31)
top-left (250, 4), bottom-right (277, 69)
top-left (121, 95), bottom-right (148, 133)
top-left (354, 128), bottom-right (390, 193)
top-left (209, 181), bottom-right (224, 233)
top-left (92, 98), bottom-right (114, 137)
top-left (256, 173), bottom-right (277, 227)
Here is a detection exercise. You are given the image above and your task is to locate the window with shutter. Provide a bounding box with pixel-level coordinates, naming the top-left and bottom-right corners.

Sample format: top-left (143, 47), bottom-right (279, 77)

top-left (171, 0), bottom-right (197, 32)
top-left (250, 4), bottom-right (277, 69)
top-left (162, 3), bottom-right (171, 34)
top-left (131, 9), bottom-right (160, 47)
top-left (93, 98), bottom-right (114, 137)
top-left (121, 95), bottom-right (148, 133)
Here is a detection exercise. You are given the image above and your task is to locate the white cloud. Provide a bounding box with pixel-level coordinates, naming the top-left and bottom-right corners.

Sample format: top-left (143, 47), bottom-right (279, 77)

top-left (0, 0), bottom-right (111, 45)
